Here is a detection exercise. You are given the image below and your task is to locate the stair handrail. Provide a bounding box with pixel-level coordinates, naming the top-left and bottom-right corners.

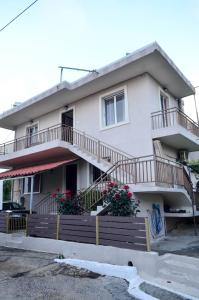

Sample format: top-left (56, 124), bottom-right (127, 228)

top-left (33, 193), bottom-right (51, 210)
top-left (62, 124), bottom-right (134, 162)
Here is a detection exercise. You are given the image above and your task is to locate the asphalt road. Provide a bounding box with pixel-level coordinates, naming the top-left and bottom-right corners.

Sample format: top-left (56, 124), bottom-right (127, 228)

top-left (0, 247), bottom-right (193, 300)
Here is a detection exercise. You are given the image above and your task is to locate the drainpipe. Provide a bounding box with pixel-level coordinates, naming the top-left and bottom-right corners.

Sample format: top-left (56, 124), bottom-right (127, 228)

top-left (188, 166), bottom-right (197, 236)
top-left (29, 175), bottom-right (34, 214)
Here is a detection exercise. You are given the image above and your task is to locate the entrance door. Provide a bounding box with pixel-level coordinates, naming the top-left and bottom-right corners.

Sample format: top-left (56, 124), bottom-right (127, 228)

top-left (160, 93), bottom-right (169, 127)
top-left (65, 164), bottom-right (77, 196)
top-left (62, 110), bottom-right (73, 142)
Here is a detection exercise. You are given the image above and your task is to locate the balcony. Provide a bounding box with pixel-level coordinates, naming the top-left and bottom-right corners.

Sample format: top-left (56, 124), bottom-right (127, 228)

top-left (0, 124), bottom-right (132, 168)
top-left (151, 107), bottom-right (199, 151)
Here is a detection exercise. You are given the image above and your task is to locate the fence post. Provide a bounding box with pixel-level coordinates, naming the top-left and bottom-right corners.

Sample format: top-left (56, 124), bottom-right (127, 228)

top-left (56, 215), bottom-right (60, 240)
top-left (6, 214), bottom-right (9, 233)
top-left (26, 215), bottom-right (29, 237)
top-left (145, 217), bottom-right (151, 252)
top-left (96, 216), bottom-right (99, 245)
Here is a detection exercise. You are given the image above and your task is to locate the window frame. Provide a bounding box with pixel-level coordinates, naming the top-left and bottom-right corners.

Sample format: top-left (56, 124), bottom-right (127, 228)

top-left (99, 86), bottom-right (129, 130)
top-left (23, 174), bottom-right (41, 195)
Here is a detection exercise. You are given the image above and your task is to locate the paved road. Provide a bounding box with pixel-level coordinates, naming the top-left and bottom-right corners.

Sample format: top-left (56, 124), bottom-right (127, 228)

top-left (0, 247), bottom-right (193, 300)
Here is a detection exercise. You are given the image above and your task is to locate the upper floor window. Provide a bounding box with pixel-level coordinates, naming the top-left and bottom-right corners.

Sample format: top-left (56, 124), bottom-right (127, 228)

top-left (101, 89), bottom-right (127, 128)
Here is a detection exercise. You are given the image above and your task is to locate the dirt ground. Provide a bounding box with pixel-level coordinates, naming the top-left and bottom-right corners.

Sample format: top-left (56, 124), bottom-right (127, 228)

top-left (0, 247), bottom-right (194, 300)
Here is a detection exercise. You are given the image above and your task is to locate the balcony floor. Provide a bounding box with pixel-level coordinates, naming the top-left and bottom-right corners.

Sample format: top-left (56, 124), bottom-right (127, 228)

top-left (152, 125), bottom-right (199, 151)
top-left (0, 140), bottom-right (78, 168)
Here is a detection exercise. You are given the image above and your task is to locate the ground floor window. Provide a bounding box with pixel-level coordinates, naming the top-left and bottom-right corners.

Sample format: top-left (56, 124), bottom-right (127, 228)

top-left (23, 174), bottom-right (41, 194)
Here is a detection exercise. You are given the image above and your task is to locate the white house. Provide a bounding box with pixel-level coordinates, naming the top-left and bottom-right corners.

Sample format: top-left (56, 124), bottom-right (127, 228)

top-left (0, 42), bottom-right (198, 235)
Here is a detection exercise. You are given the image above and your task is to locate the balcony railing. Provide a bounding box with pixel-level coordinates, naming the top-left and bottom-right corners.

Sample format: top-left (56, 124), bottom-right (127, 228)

top-left (0, 124), bottom-right (132, 164)
top-left (151, 107), bottom-right (199, 138)
top-left (81, 155), bottom-right (193, 209)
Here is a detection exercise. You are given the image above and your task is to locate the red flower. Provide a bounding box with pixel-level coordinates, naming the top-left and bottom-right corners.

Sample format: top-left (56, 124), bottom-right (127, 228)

top-left (60, 197), bottom-right (65, 203)
top-left (65, 190), bottom-right (72, 195)
top-left (123, 185), bottom-right (129, 190)
top-left (114, 193), bottom-right (120, 199)
top-left (51, 193), bottom-right (56, 198)
top-left (107, 182), bottom-right (115, 187)
top-left (103, 189), bottom-right (107, 194)
top-left (127, 192), bottom-right (132, 198)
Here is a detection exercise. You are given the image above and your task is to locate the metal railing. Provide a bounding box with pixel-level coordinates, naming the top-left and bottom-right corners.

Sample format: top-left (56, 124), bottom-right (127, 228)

top-left (81, 155), bottom-right (193, 210)
top-left (0, 124), bottom-right (133, 165)
top-left (151, 107), bottom-right (199, 137)
top-left (34, 194), bottom-right (59, 215)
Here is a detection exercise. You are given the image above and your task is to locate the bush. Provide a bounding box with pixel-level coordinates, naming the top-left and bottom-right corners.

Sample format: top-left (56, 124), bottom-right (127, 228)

top-left (51, 189), bottom-right (83, 215)
top-left (103, 182), bottom-right (139, 216)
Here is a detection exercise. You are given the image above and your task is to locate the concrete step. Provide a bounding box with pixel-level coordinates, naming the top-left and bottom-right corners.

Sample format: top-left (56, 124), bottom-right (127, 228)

top-left (158, 268), bottom-right (199, 289)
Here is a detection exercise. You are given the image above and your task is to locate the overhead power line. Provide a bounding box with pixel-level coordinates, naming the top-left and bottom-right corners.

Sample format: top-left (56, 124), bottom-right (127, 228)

top-left (0, 0), bottom-right (39, 33)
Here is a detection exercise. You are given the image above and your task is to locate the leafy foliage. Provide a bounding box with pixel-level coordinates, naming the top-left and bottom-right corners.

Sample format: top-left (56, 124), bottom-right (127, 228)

top-left (3, 180), bottom-right (11, 202)
top-left (51, 189), bottom-right (83, 215)
top-left (103, 183), bottom-right (139, 216)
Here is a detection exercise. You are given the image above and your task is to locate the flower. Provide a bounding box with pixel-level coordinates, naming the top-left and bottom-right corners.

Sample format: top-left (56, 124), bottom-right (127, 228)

top-left (114, 193), bottom-right (120, 199)
top-left (103, 189), bottom-right (107, 194)
top-left (107, 182), bottom-right (115, 187)
top-left (65, 190), bottom-right (72, 195)
top-left (127, 192), bottom-right (132, 198)
top-left (60, 197), bottom-right (65, 203)
top-left (123, 185), bottom-right (129, 190)
top-left (51, 193), bottom-right (56, 198)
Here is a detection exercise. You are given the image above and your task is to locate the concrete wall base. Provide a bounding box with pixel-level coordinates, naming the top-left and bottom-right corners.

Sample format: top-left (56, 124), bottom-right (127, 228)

top-left (0, 233), bottom-right (199, 298)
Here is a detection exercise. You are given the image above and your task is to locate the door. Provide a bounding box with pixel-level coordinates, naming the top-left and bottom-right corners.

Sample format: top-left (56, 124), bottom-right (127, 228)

top-left (160, 93), bottom-right (169, 127)
top-left (65, 164), bottom-right (77, 196)
top-left (26, 124), bottom-right (38, 147)
top-left (62, 110), bottom-right (73, 142)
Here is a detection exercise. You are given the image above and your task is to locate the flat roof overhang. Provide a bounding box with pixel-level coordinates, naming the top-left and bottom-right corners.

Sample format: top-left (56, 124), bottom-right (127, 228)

top-left (0, 42), bottom-right (195, 130)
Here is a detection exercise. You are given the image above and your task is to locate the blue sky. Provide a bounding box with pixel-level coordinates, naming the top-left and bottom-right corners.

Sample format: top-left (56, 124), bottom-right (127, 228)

top-left (0, 0), bottom-right (199, 142)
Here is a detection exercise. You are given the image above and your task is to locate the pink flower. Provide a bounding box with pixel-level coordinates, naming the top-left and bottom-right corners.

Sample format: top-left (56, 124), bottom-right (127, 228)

top-left (114, 193), bottom-right (120, 199)
top-left (60, 198), bottom-right (65, 203)
top-left (51, 193), bottom-right (56, 198)
top-left (123, 185), bottom-right (129, 190)
top-left (127, 192), bottom-right (132, 198)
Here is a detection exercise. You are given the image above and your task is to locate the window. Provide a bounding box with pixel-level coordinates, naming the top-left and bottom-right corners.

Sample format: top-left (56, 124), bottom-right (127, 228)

top-left (23, 174), bottom-right (41, 194)
top-left (102, 89), bottom-right (127, 128)
top-left (26, 124), bottom-right (38, 147)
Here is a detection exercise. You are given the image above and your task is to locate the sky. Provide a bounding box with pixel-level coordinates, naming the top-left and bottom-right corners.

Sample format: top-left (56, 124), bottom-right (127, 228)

top-left (0, 0), bottom-right (199, 143)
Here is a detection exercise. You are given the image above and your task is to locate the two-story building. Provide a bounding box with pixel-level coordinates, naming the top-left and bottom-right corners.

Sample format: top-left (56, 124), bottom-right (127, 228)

top-left (0, 42), bottom-right (198, 234)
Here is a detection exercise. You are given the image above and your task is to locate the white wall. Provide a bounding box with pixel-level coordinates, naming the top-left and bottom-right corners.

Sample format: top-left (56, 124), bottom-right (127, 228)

top-left (14, 74), bottom-right (179, 158)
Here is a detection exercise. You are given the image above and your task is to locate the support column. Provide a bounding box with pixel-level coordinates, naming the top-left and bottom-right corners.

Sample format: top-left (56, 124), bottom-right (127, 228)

top-left (29, 175), bottom-right (34, 214)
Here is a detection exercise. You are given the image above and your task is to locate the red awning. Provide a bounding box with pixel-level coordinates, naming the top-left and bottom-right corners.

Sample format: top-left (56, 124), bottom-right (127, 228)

top-left (0, 159), bottom-right (77, 179)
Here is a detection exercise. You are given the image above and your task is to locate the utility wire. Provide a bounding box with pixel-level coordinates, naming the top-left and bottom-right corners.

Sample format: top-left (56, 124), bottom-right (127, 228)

top-left (0, 0), bottom-right (39, 33)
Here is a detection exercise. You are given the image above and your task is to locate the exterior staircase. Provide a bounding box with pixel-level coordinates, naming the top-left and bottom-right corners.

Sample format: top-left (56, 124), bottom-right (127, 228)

top-left (17, 125), bottom-right (194, 215)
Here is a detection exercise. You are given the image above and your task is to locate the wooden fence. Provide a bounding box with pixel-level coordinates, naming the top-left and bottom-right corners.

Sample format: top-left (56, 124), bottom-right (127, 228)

top-left (26, 214), bottom-right (150, 251)
top-left (0, 214), bottom-right (7, 233)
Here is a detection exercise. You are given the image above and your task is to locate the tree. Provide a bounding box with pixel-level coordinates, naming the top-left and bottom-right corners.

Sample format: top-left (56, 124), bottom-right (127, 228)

top-left (3, 180), bottom-right (11, 202)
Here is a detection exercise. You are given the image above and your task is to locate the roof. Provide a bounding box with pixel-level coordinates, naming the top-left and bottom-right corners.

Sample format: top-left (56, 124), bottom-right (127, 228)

top-left (0, 158), bottom-right (77, 179)
top-left (0, 42), bottom-right (195, 130)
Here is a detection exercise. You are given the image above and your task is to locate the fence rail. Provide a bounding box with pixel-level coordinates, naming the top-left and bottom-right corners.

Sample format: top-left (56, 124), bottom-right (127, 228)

top-left (26, 214), bottom-right (149, 251)
top-left (151, 107), bottom-right (199, 137)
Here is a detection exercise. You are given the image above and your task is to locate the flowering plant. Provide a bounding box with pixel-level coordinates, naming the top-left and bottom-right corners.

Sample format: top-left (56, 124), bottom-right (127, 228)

top-left (103, 183), bottom-right (139, 216)
top-left (51, 188), bottom-right (83, 215)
